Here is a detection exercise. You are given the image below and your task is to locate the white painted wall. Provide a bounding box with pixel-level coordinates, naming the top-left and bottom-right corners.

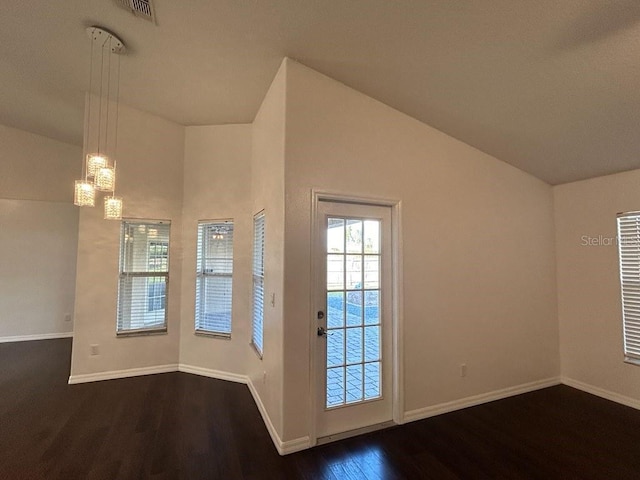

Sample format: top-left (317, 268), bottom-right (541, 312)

top-left (0, 123), bottom-right (81, 203)
top-left (0, 124), bottom-right (80, 340)
top-left (247, 60), bottom-right (287, 439)
top-left (281, 60), bottom-right (559, 441)
top-left (70, 102), bottom-right (184, 378)
top-left (0, 199), bottom-right (78, 339)
top-left (179, 124), bottom-right (253, 375)
top-left (555, 170), bottom-right (640, 401)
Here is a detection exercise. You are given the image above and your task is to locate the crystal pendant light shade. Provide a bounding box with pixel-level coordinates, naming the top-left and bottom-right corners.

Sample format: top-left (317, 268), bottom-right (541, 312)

top-left (74, 180), bottom-right (96, 207)
top-left (95, 166), bottom-right (116, 191)
top-left (86, 154), bottom-right (108, 178)
top-left (104, 196), bottom-right (123, 220)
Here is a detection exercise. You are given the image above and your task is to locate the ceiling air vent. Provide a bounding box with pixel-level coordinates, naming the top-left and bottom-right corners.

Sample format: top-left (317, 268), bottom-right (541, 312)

top-left (114, 0), bottom-right (155, 23)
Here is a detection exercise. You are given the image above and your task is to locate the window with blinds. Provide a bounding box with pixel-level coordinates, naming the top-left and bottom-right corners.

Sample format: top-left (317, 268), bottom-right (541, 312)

top-left (117, 220), bottom-right (170, 335)
top-left (617, 212), bottom-right (640, 363)
top-left (195, 221), bottom-right (234, 336)
top-left (252, 211), bottom-right (265, 355)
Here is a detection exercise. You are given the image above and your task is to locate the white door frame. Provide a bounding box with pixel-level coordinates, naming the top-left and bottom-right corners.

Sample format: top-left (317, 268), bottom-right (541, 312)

top-left (308, 189), bottom-right (404, 447)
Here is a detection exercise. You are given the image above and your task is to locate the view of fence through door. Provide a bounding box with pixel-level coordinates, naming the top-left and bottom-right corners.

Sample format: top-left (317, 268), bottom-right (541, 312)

top-left (316, 200), bottom-right (393, 439)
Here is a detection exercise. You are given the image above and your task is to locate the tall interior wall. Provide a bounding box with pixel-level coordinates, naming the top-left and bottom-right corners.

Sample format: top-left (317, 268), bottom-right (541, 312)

top-left (179, 124), bottom-right (252, 377)
top-left (246, 61), bottom-right (287, 440)
top-left (280, 60), bottom-right (559, 442)
top-left (70, 101), bottom-right (185, 379)
top-left (555, 170), bottom-right (640, 404)
top-left (0, 124), bottom-right (80, 340)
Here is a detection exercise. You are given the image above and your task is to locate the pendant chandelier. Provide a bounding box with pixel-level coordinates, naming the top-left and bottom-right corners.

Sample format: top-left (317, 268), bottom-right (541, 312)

top-left (73, 26), bottom-right (125, 220)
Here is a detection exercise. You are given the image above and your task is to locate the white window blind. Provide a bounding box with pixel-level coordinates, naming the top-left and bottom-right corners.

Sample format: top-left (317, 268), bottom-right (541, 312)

top-left (617, 212), bottom-right (640, 363)
top-left (117, 220), bottom-right (170, 335)
top-left (195, 221), bottom-right (234, 336)
top-left (252, 211), bottom-right (265, 355)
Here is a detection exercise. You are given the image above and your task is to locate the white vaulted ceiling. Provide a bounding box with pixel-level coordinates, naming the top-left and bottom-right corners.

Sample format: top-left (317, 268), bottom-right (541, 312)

top-left (2, 1), bottom-right (640, 184)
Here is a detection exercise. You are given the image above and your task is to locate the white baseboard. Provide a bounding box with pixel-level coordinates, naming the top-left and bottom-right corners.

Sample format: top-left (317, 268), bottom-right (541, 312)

top-left (280, 435), bottom-right (312, 455)
top-left (178, 364), bottom-right (248, 384)
top-left (246, 378), bottom-right (282, 453)
top-left (70, 363), bottom-right (250, 385)
top-left (246, 378), bottom-right (311, 455)
top-left (561, 377), bottom-right (640, 411)
top-left (66, 362), bottom-right (309, 454)
top-left (68, 364), bottom-right (179, 384)
top-left (0, 332), bottom-right (73, 343)
top-left (404, 377), bottom-right (561, 423)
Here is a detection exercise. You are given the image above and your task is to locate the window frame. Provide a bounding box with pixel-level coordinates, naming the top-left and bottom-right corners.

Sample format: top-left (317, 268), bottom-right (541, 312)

top-left (252, 210), bottom-right (265, 357)
top-left (194, 219), bottom-right (234, 338)
top-left (617, 211), bottom-right (640, 365)
top-left (116, 219), bottom-right (170, 337)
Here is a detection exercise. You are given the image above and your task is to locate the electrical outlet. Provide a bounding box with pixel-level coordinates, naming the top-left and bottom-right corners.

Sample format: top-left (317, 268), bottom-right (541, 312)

top-left (263, 371), bottom-right (267, 383)
top-left (64, 313), bottom-right (72, 322)
top-left (90, 344), bottom-right (100, 356)
top-left (270, 293), bottom-right (275, 307)
top-left (460, 363), bottom-right (467, 377)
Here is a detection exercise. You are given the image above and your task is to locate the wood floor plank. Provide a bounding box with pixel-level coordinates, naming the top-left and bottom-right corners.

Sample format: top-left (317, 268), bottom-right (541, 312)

top-left (3, 338), bottom-right (640, 479)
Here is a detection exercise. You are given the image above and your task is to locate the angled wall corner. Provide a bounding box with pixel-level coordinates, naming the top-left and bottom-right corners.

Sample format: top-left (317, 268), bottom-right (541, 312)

top-left (68, 62), bottom-right (290, 447)
top-left (246, 57), bottom-right (288, 443)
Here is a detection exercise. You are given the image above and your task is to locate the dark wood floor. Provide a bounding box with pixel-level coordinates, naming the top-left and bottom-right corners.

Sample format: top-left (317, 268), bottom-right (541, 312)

top-left (2, 339), bottom-right (640, 479)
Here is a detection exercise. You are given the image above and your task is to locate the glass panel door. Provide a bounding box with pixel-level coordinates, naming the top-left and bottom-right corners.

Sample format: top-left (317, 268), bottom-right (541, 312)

top-left (316, 200), bottom-right (393, 439)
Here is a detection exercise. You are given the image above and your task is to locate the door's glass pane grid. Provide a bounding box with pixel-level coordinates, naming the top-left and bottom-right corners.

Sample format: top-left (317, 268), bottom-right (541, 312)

top-left (346, 327), bottom-right (363, 364)
top-left (346, 220), bottom-right (362, 253)
top-left (364, 256), bottom-right (380, 289)
top-left (365, 362), bottom-right (381, 399)
top-left (327, 255), bottom-right (344, 291)
top-left (327, 329), bottom-right (344, 367)
top-left (346, 364), bottom-right (363, 403)
top-left (364, 220), bottom-right (380, 254)
top-left (327, 218), bottom-right (345, 253)
top-left (346, 255), bottom-right (362, 289)
top-left (364, 326), bottom-right (380, 362)
top-left (326, 216), bottom-right (382, 409)
top-left (327, 367), bottom-right (345, 407)
top-left (327, 292), bottom-right (344, 328)
top-left (326, 361), bottom-right (381, 407)
top-left (346, 290), bottom-right (363, 326)
top-left (364, 290), bottom-right (380, 325)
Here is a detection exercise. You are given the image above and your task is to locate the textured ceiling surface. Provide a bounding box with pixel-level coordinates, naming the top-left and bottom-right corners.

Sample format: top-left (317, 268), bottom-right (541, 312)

top-left (2, 0), bottom-right (640, 184)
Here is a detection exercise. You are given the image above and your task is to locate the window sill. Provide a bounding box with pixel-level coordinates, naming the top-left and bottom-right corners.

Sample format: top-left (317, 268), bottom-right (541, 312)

top-left (250, 341), bottom-right (263, 360)
top-left (195, 330), bottom-right (231, 340)
top-left (624, 356), bottom-right (640, 366)
top-left (117, 328), bottom-right (167, 338)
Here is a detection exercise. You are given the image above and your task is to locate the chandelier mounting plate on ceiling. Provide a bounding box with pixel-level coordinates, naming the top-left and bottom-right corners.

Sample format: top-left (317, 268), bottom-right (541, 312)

top-left (86, 26), bottom-right (125, 54)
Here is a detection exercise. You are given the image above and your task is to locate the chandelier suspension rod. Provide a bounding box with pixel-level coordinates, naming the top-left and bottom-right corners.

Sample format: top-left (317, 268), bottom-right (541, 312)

top-left (113, 49), bottom-right (121, 195)
top-left (96, 35), bottom-right (105, 155)
top-left (83, 34), bottom-right (96, 181)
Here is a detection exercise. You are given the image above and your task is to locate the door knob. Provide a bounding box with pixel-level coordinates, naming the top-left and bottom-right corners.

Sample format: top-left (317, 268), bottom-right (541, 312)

top-left (317, 327), bottom-right (327, 337)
